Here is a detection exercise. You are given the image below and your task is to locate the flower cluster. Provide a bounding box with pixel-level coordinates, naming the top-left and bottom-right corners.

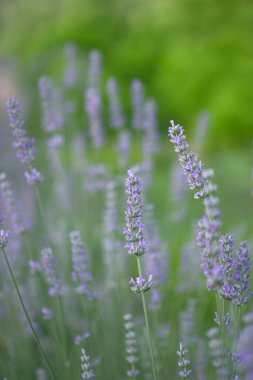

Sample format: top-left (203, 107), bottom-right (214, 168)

top-left (168, 120), bottom-right (207, 199)
top-left (196, 214), bottom-right (223, 292)
top-left (129, 275), bottom-right (153, 293)
top-left (6, 98), bottom-right (37, 162)
top-left (131, 79), bottom-right (144, 130)
top-left (80, 348), bottom-right (94, 379)
top-left (41, 307), bottom-right (53, 320)
top-left (177, 342), bottom-right (192, 380)
top-left (123, 169), bottom-right (146, 256)
top-left (63, 42), bottom-right (78, 88)
top-left (41, 247), bottom-right (66, 297)
top-left (6, 97), bottom-right (43, 185)
top-left (38, 76), bottom-right (63, 132)
top-left (219, 237), bottom-right (252, 306)
top-left (144, 204), bottom-right (169, 310)
top-left (207, 327), bottom-right (230, 379)
top-left (143, 99), bottom-right (160, 156)
top-left (107, 77), bottom-right (125, 129)
top-left (85, 50), bottom-right (105, 148)
top-left (196, 172), bottom-right (222, 292)
top-left (74, 332), bottom-right (91, 346)
top-left (0, 226), bottom-right (10, 249)
top-left (24, 168), bottom-right (44, 185)
top-left (0, 172), bottom-right (26, 234)
top-left (69, 231), bottom-right (93, 299)
top-left (124, 314), bottom-right (140, 378)
top-left (103, 181), bottom-right (121, 289)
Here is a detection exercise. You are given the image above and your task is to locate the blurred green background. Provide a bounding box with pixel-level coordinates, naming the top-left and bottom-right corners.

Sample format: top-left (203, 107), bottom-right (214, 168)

top-left (0, 0), bottom-right (253, 149)
top-left (0, 2), bottom-right (253, 378)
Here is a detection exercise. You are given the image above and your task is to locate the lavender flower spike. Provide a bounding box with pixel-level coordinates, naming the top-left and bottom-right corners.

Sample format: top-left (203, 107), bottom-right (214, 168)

top-left (24, 168), bottom-right (43, 185)
top-left (6, 97), bottom-right (43, 185)
top-left (41, 247), bottom-right (66, 297)
top-left (168, 120), bottom-right (207, 199)
top-left (177, 342), bottom-right (192, 380)
top-left (217, 234), bottom-right (252, 305)
top-left (232, 241), bottom-right (252, 306)
top-left (0, 229), bottom-right (10, 249)
top-left (129, 275), bottom-right (153, 293)
top-left (7, 97), bottom-right (37, 163)
top-left (124, 314), bottom-right (140, 378)
top-left (123, 169), bottom-right (146, 256)
top-left (69, 231), bottom-right (93, 299)
top-left (80, 348), bottom-right (94, 379)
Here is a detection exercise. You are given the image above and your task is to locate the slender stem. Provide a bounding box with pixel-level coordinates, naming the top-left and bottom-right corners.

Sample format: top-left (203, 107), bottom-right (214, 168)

top-left (56, 295), bottom-right (69, 377)
top-left (136, 257), bottom-right (158, 380)
top-left (34, 184), bottom-right (51, 245)
top-left (2, 247), bottom-right (57, 380)
top-left (204, 199), bottom-right (230, 374)
top-left (232, 305), bottom-right (241, 377)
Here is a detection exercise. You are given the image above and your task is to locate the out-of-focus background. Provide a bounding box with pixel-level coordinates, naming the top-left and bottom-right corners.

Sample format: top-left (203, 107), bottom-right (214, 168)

top-left (1, 0), bottom-right (253, 150)
top-left (1, 2), bottom-right (253, 378)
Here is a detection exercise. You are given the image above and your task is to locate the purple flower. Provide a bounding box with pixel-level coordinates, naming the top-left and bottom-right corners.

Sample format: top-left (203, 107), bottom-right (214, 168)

top-left (218, 235), bottom-right (252, 306)
top-left (103, 182), bottom-right (121, 289)
top-left (85, 50), bottom-right (105, 148)
top-left (0, 229), bottom-right (10, 249)
top-left (115, 130), bottom-right (131, 168)
top-left (41, 247), bottom-right (66, 297)
top-left (129, 275), bottom-right (153, 293)
top-left (233, 242), bottom-right (251, 303)
top-left (207, 327), bottom-right (230, 378)
top-left (84, 164), bottom-right (107, 192)
top-left (38, 76), bottom-right (64, 132)
top-left (228, 241), bottom-right (252, 306)
top-left (168, 121), bottom-right (208, 199)
top-left (6, 97), bottom-right (43, 185)
top-left (63, 42), bottom-right (78, 88)
top-left (80, 348), bottom-right (94, 379)
top-left (107, 77), bottom-right (125, 129)
top-left (123, 169), bottom-right (146, 256)
top-left (46, 134), bottom-right (64, 148)
top-left (74, 331), bottom-right (91, 346)
top-left (69, 231), bottom-right (93, 299)
top-left (87, 50), bottom-right (102, 86)
top-left (168, 121), bottom-right (189, 153)
top-left (177, 342), bottom-right (192, 380)
top-left (131, 79), bottom-right (144, 130)
top-left (24, 168), bottom-right (44, 185)
top-left (29, 260), bottom-right (42, 275)
top-left (7, 98), bottom-right (37, 163)
top-left (0, 172), bottom-right (26, 234)
top-left (219, 234), bottom-right (234, 274)
top-left (143, 99), bottom-right (160, 155)
top-left (41, 307), bottom-right (53, 320)
top-left (124, 314), bottom-right (140, 378)
top-left (144, 204), bottom-right (169, 309)
top-left (196, 215), bottom-right (222, 292)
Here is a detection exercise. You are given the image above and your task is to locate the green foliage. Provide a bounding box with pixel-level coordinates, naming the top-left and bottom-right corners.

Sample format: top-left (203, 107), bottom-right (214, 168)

top-left (1, 0), bottom-right (253, 149)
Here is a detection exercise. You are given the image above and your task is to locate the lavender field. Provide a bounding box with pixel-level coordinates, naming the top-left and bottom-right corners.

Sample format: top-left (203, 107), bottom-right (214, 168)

top-left (0, 46), bottom-right (253, 380)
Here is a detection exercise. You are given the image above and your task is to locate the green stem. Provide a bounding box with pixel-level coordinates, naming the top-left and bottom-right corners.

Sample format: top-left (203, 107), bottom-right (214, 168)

top-left (2, 247), bottom-right (57, 380)
top-left (232, 305), bottom-right (241, 377)
top-left (56, 296), bottom-right (68, 377)
top-left (136, 257), bottom-right (158, 380)
top-left (34, 184), bottom-right (51, 245)
top-left (205, 199), bottom-right (231, 374)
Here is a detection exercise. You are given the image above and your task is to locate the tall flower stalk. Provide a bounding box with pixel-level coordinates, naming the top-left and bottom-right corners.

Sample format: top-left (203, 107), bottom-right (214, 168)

top-left (177, 342), bottom-right (192, 380)
top-left (0, 219), bottom-right (57, 380)
top-left (124, 313), bottom-right (140, 379)
top-left (168, 120), bottom-right (252, 377)
top-left (6, 97), bottom-right (43, 186)
top-left (123, 169), bottom-right (157, 380)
